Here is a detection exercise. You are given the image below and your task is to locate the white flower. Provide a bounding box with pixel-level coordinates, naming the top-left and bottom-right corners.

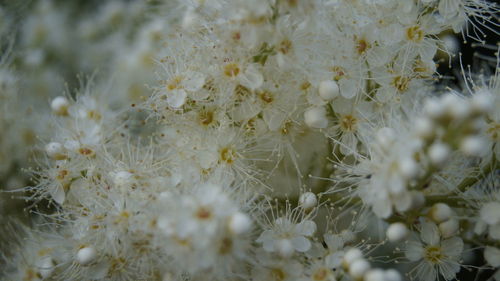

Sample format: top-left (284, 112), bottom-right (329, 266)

top-left (405, 220), bottom-right (463, 281)
top-left (165, 70), bottom-right (206, 108)
top-left (257, 217), bottom-right (316, 257)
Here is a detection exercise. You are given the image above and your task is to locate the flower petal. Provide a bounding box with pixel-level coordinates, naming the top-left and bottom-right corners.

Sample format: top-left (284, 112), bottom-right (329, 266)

top-left (405, 241), bottom-right (424, 262)
top-left (291, 236), bottom-right (311, 252)
top-left (441, 237), bottom-right (463, 259)
top-left (421, 220), bottom-right (440, 246)
top-left (296, 220), bottom-right (317, 236)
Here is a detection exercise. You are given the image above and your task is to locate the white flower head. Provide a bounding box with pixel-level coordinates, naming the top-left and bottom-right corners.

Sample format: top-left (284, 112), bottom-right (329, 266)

top-left (405, 219), bottom-right (463, 281)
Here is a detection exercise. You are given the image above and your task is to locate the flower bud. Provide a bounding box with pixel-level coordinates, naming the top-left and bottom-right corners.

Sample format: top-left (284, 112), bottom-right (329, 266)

top-left (299, 192), bottom-right (318, 211)
top-left (399, 157), bottom-right (419, 179)
top-left (51, 96), bottom-right (69, 116)
top-left (480, 202), bottom-right (500, 225)
top-left (344, 248), bottom-right (363, 266)
top-left (428, 142), bottom-right (450, 166)
top-left (229, 212), bottom-right (252, 235)
top-left (304, 107), bottom-right (328, 129)
top-left (384, 269), bottom-right (402, 281)
top-left (349, 258), bottom-right (370, 279)
top-left (45, 142), bottom-right (67, 160)
top-left (386, 222), bottom-right (409, 242)
top-left (430, 203), bottom-right (452, 223)
top-left (460, 136), bottom-right (486, 156)
top-left (76, 246), bottom-right (97, 266)
top-left (484, 246), bottom-right (500, 267)
top-left (439, 218), bottom-right (459, 238)
top-left (364, 269), bottom-right (385, 281)
top-left (414, 117), bottom-right (434, 139)
top-left (318, 80), bottom-right (340, 101)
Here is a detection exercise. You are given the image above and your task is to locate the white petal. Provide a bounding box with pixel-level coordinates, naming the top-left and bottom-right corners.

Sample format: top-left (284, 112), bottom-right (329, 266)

top-left (296, 220), bottom-right (317, 236)
top-left (240, 64), bottom-right (263, 90)
top-left (373, 196), bottom-right (392, 219)
top-left (324, 234), bottom-right (344, 250)
top-left (50, 185), bottom-right (65, 205)
top-left (231, 100), bottom-right (261, 121)
top-left (183, 71), bottom-right (205, 92)
top-left (405, 241), bottom-right (424, 262)
top-left (340, 79), bottom-right (357, 99)
top-left (419, 262), bottom-right (437, 281)
top-left (441, 237), bottom-right (463, 258)
top-left (167, 89), bottom-right (187, 108)
top-left (291, 236), bottom-right (311, 252)
top-left (421, 220), bottom-right (440, 246)
top-left (438, 260), bottom-right (460, 281)
top-left (263, 109), bottom-right (287, 131)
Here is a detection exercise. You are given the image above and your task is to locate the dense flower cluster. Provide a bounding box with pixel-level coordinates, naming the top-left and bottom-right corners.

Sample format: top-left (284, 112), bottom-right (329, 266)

top-left (0, 0), bottom-right (499, 281)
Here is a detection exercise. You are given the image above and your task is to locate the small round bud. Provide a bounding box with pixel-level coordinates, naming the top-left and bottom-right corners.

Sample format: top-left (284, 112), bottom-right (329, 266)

top-left (229, 212), bottom-right (252, 235)
top-left (384, 269), bottom-right (402, 281)
top-left (430, 203), bottom-right (452, 223)
top-left (364, 269), bottom-right (385, 281)
top-left (441, 34), bottom-right (459, 55)
top-left (484, 246), bottom-right (500, 267)
top-left (45, 142), bottom-right (67, 160)
top-left (299, 192), bottom-right (318, 211)
top-left (386, 222), bottom-right (409, 242)
top-left (460, 136), bottom-right (486, 156)
top-left (344, 248), bottom-right (363, 266)
top-left (439, 218), bottom-right (459, 238)
top-left (51, 96), bottom-right (69, 116)
top-left (428, 142), bottom-right (450, 166)
top-left (304, 107), bottom-right (328, 129)
top-left (76, 246), bottom-right (97, 266)
top-left (480, 202), bottom-right (500, 225)
top-left (276, 238), bottom-right (294, 258)
top-left (349, 258), bottom-right (370, 279)
top-left (318, 80), bottom-right (340, 101)
top-left (399, 157), bottom-right (419, 179)
top-left (414, 117), bottom-right (434, 139)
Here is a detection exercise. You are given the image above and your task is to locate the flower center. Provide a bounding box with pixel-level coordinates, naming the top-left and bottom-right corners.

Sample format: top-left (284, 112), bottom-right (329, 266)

top-left (270, 268), bottom-right (286, 281)
top-left (220, 147), bottom-right (237, 164)
top-left (259, 90), bottom-right (274, 104)
top-left (424, 245), bottom-right (444, 263)
top-left (392, 76), bottom-right (410, 92)
top-left (279, 39), bottom-right (292, 54)
top-left (406, 25), bottom-right (424, 42)
top-left (312, 267), bottom-right (330, 280)
top-left (340, 114), bottom-right (357, 132)
top-left (356, 38), bottom-right (370, 55)
top-left (199, 110), bottom-right (214, 126)
top-left (224, 63), bottom-right (240, 77)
